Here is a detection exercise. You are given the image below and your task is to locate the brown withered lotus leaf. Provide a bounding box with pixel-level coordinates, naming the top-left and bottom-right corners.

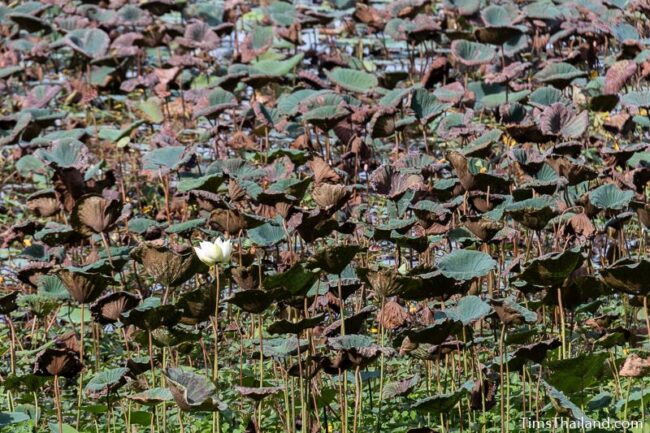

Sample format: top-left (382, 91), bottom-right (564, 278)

top-left (0, 289), bottom-right (19, 316)
top-left (564, 212), bottom-right (595, 238)
top-left (323, 305), bottom-right (376, 337)
top-left (90, 291), bottom-right (141, 324)
top-left (546, 155), bottom-right (598, 185)
top-left (421, 56), bottom-right (448, 88)
top-left (619, 354), bottom-right (650, 377)
top-left (175, 288), bottom-right (214, 326)
top-left (539, 103), bottom-right (588, 139)
top-left (324, 334), bottom-right (394, 372)
top-left (27, 189), bottom-right (60, 217)
top-left (510, 338), bottom-right (561, 367)
top-left (236, 386), bottom-right (282, 402)
top-left (176, 21), bottom-right (220, 51)
top-left (131, 244), bottom-right (206, 287)
top-left (17, 261), bottom-right (53, 288)
top-left (308, 157), bottom-right (340, 184)
top-left (267, 314), bottom-right (325, 335)
top-left (230, 265), bottom-right (260, 291)
top-left (209, 208), bottom-right (251, 234)
top-left (357, 269), bottom-right (422, 299)
top-left (463, 216), bottom-right (503, 242)
top-left (604, 60), bottom-right (636, 94)
top-left (369, 165), bottom-right (424, 199)
top-left (55, 332), bottom-right (80, 353)
top-left (70, 194), bottom-right (122, 235)
top-left (226, 289), bottom-right (275, 314)
top-left (58, 268), bottom-right (109, 304)
top-left (377, 300), bottom-right (410, 330)
top-left (600, 258), bottom-right (650, 295)
top-left (34, 348), bottom-right (82, 378)
top-left (382, 374), bottom-right (420, 400)
top-left (311, 183), bottom-right (351, 210)
top-left (470, 370), bottom-right (499, 411)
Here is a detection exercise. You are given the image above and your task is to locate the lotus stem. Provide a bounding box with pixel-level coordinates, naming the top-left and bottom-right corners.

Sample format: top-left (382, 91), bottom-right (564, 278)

top-left (557, 288), bottom-right (566, 359)
top-left (54, 375), bottom-right (63, 433)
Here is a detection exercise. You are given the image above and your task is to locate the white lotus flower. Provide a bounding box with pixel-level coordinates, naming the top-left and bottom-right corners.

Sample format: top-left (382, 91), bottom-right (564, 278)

top-left (194, 240), bottom-right (223, 266)
top-left (194, 238), bottom-right (233, 266)
top-left (215, 238), bottom-right (232, 263)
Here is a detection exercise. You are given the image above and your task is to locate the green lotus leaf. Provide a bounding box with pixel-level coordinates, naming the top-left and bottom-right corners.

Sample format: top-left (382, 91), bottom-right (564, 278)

top-left (263, 263), bottom-right (318, 296)
top-left (141, 146), bottom-right (191, 172)
top-left (128, 388), bottom-right (173, 406)
top-left (621, 91), bottom-right (650, 108)
top-left (163, 368), bottom-right (226, 412)
top-left (248, 221), bottom-right (286, 247)
top-left (194, 88), bottom-right (237, 119)
top-left (546, 352), bottom-right (609, 403)
top-left (325, 68), bottom-right (379, 94)
top-left (85, 367), bottom-right (130, 399)
top-left (120, 297), bottom-right (180, 331)
top-left (588, 183), bottom-right (634, 210)
top-left (450, 40), bottom-right (496, 66)
top-left (64, 28), bottom-right (110, 59)
top-left (411, 381), bottom-right (473, 414)
top-left (37, 139), bottom-right (87, 169)
top-left (516, 248), bottom-right (584, 286)
top-left (528, 86), bottom-right (566, 108)
top-left (443, 0), bottom-right (480, 15)
top-left (411, 89), bottom-right (451, 122)
top-left (0, 411), bottom-right (30, 428)
top-left (533, 62), bottom-right (586, 87)
top-left (544, 381), bottom-right (596, 423)
top-left (437, 250), bottom-right (497, 281)
top-left (506, 196), bottom-right (558, 230)
top-left (446, 295), bottom-right (493, 325)
top-left (265, 1), bottom-right (296, 26)
top-left (249, 53), bottom-right (304, 77)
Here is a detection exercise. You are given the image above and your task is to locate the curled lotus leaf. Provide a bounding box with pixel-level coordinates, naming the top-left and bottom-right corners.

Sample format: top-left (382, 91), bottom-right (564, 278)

top-left (533, 62), bottom-right (586, 88)
top-left (308, 245), bottom-right (364, 275)
top-left (268, 314), bottom-right (325, 335)
top-left (411, 381), bottom-right (473, 415)
top-left (506, 196), bottom-right (559, 230)
top-left (516, 248), bottom-right (584, 286)
top-left (131, 243), bottom-right (207, 287)
top-left (226, 289), bottom-right (275, 314)
top-left (57, 268), bottom-right (109, 304)
top-left (34, 348), bottom-right (82, 378)
top-left (120, 297), bottom-right (180, 331)
top-left (128, 388), bottom-right (173, 405)
top-left (450, 40), bottom-right (496, 66)
top-left (70, 194), bottom-right (122, 235)
top-left (164, 368), bottom-right (226, 412)
top-left (588, 183), bottom-right (634, 211)
top-left (85, 367), bottom-right (130, 399)
top-left (600, 258), bottom-right (650, 295)
top-left (382, 374), bottom-right (421, 400)
top-left (236, 386), bottom-right (283, 402)
top-left (90, 291), bottom-right (141, 324)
